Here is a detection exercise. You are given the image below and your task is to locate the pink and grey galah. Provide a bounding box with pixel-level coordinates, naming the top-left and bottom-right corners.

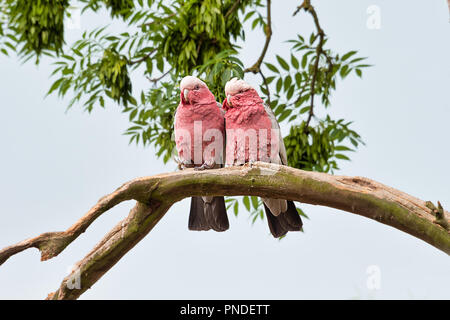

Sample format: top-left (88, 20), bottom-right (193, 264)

top-left (222, 77), bottom-right (303, 238)
top-left (174, 75), bottom-right (229, 232)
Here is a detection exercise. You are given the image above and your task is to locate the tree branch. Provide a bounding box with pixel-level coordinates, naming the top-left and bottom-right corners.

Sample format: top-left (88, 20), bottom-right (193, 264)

top-left (294, 0), bottom-right (325, 129)
top-left (1, 163), bottom-right (448, 299)
top-left (0, 176), bottom-right (157, 266)
top-left (244, 0), bottom-right (272, 74)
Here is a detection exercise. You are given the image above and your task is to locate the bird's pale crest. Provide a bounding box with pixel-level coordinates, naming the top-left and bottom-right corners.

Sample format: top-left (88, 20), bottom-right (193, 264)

top-left (224, 77), bottom-right (254, 96)
top-left (180, 75), bottom-right (207, 91)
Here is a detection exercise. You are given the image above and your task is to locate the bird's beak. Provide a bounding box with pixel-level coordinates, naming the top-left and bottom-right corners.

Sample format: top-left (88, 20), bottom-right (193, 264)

top-left (226, 95), bottom-right (232, 107)
top-left (222, 98), bottom-right (229, 110)
top-left (183, 89), bottom-right (189, 104)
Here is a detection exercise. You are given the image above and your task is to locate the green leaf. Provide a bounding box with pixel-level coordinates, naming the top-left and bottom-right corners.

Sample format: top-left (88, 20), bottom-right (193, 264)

top-left (234, 201), bottom-right (239, 216)
top-left (283, 75), bottom-right (292, 92)
top-left (341, 51), bottom-right (357, 61)
top-left (300, 106), bottom-right (310, 114)
top-left (265, 62), bottom-right (279, 73)
top-left (243, 196), bottom-right (250, 211)
top-left (243, 11), bottom-right (255, 22)
top-left (335, 154), bottom-right (350, 160)
top-left (301, 54), bottom-right (308, 69)
top-left (47, 78), bottom-right (64, 96)
top-left (350, 138), bottom-right (358, 147)
top-left (251, 196), bottom-right (259, 210)
top-left (335, 145), bottom-right (353, 151)
top-left (296, 207), bottom-right (309, 219)
top-left (278, 109), bottom-right (292, 122)
top-left (129, 108), bottom-right (138, 121)
top-left (291, 54), bottom-right (299, 69)
top-left (276, 77), bottom-right (283, 93)
top-left (276, 55), bottom-right (289, 71)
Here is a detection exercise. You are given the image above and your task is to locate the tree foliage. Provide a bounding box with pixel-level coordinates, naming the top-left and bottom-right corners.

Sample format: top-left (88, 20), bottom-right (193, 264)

top-left (0, 0), bottom-right (370, 222)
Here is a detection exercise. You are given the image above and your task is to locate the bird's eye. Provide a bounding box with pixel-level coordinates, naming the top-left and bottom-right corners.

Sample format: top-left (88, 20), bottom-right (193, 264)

top-left (239, 90), bottom-right (243, 93)
top-left (195, 85), bottom-right (200, 90)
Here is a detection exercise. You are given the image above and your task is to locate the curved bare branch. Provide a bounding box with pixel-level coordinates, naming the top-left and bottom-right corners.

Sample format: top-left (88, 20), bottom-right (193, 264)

top-left (0, 177), bottom-right (158, 266)
top-left (0, 163), bottom-right (448, 300)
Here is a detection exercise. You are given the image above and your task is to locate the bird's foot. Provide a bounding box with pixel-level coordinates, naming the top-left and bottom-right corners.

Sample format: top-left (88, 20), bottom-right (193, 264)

top-left (194, 160), bottom-right (216, 171)
top-left (178, 159), bottom-right (195, 170)
top-left (248, 159), bottom-right (257, 167)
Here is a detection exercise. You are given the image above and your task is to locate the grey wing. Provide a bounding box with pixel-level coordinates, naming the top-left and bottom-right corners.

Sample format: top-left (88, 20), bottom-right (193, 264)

top-left (263, 103), bottom-right (288, 165)
top-left (173, 105), bottom-right (179, 130)
top-left (172, 106), bottom-right (181, 165)
top-left (217, 101), bottom-right (226, 117)
top-left (217, 101), bottom-right (226, 167)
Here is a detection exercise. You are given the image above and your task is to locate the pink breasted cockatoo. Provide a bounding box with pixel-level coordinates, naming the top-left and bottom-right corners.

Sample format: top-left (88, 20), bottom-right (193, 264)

top-left (222, 77), bottom-right (303, 238)
top-left (174, 75), bottom-right (229, 232)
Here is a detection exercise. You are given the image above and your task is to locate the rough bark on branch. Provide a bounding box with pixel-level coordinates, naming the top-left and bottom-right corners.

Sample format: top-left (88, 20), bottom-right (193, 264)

top-left (0, 163), bottom-right (448, 300)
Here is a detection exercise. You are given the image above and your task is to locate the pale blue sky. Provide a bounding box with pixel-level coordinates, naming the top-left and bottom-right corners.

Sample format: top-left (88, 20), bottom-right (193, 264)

top-left (0, 0), bottom-right (449, 299)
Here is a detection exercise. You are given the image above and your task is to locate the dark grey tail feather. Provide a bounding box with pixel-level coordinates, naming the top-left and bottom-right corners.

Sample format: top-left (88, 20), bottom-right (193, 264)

top-left (264, 204), bottom-right (288, 238)
top-left (189, 196), bottom-right (229, 232)
top-left (264, 200), bottom-right (303, 238)
top-left (282, 200), bottom-right (303, 231)
top-left (188, 197), bottom-right (210, 231)
top-left (204, 196), bottom-right (229, 232)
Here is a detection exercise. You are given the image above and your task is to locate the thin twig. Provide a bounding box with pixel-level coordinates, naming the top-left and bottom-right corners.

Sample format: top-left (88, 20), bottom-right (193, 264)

top-left (129, 49), bottom-right (157, 65)
top-left (294, 0), bottom-right (325, 129)
top-left (224, 0), bottom-right (242, 19)
top-left (244, 0), bottom-right (272, 74)
top-left (146, 68), bottom-right (172, 84)
top-left (293, 0), bottom-right (308, 16)
top-left (138, 13), bottom-right (176, 28)
top-left (259, 70), bottom-right (271, 106)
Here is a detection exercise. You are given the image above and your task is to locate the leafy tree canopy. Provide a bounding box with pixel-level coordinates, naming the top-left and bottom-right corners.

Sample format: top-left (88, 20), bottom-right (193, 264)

top-left (0, 0), bottom-right (370, 221)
